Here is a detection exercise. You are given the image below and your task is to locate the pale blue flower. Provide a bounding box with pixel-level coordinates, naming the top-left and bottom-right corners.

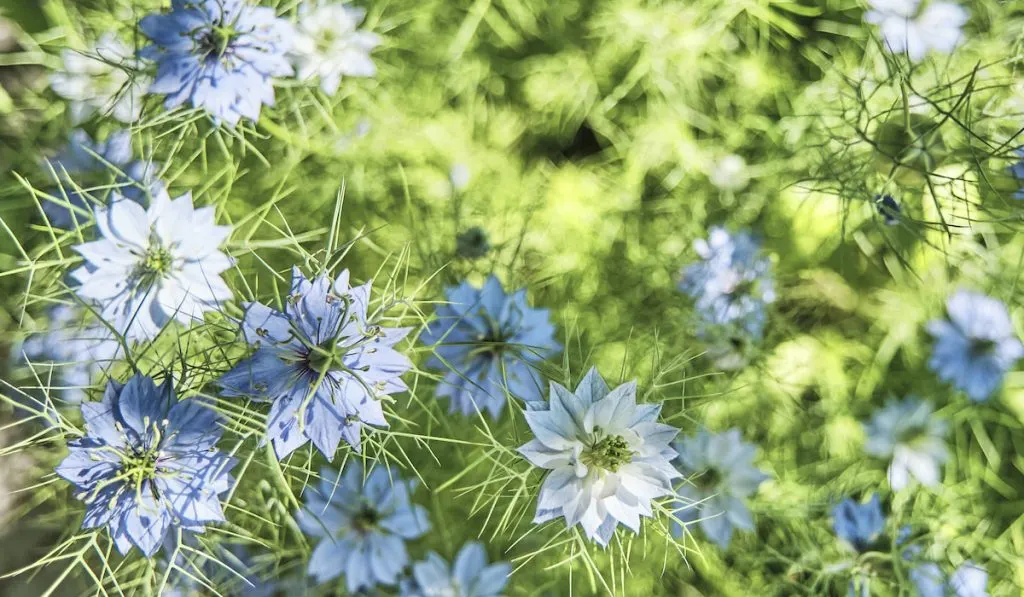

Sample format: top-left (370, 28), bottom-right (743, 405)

top-left (289, 0), bottom-right (380, 95)
top-left (43, 130), bottom-right (162, 229)
top-left (421, 276), bottom-right (560, 420)
top-left (669, 429), bottom-right (769, 549)
top-left (49, 33), bottom-right (149, 124)
top-left (56, 374), bottom-right (235, 556)
top-left (680, 227), bottom-right (775, 328)
top-left (70, 189), bottom-right (234, 342)
top-left (20, 304), bottom-right (122, 405)
top-left (911, 561), bottom-right (990, 597)
top-left (680, 227), bottom-right (774, 369)
top-left (949, 562), bottom-right (989, 597)
top-left (832, 494), bottom-right (885, 553)
top-left (1008, 149), bottom-right (1024, 200)
top-left (863, 397), bottom-right (948, 491)
top-left (517, 368), bottom-right (680, 546)
top-left (297, 463), bottom-right (430, 592)
top-left (864, 0), bottom-right (968, 62)
top-left (219, 267), bottom-right (412, 460)
top-left (401, 541), bottom-right (510, 597)
top-left (927, 290), bottom-right (1023, 402)
top-left (140, 0), bottom-right (293, 126)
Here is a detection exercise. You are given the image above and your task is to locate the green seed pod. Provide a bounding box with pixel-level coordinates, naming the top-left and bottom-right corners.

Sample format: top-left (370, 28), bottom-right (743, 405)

top-left (872, 113), bottom-right (949, 185)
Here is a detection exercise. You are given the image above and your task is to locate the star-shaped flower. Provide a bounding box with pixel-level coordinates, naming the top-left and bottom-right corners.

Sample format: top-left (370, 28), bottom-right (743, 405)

top-left (56, 374), bottom-right (235, 556)
top-left (517, 368), bottom-right (680, 545)
top-left (863, 397), bottom-right (948, 490)
top-left (70, 189), bottom-right (233, 342)
top-left (219, 267), bottom-right (412, 460)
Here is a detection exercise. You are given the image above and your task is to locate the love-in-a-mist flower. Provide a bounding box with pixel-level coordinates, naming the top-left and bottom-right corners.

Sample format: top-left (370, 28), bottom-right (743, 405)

top-left (401, 541), bottom-right (510, 597)
top-left (911, 560), bottom-right (990, 597)
top-left (517, 368), bottom-right (680, 546)
top-left (1008, 149), bottom-right (1024, 201)
top-left (680, 227), bottom-right (775, 331)
top-left (43, 130), bottom-right (162, 228)
top-left (70, 189), bottom-right (233, 342)
top-left (864, 0), bottom-right (968, 63)
top-left (56, 374), bottom-right (235, 556)
top-left (20, 304), bottom-right (122, 405)
top-left (927, 290), bottom-right (1023, 402)
top-left (140, 0), bottom-right (293, 126)
top-left (289, 0), bottom-right (381, 95)
top-left (421, 276), bottom-right (560, 420)
top-left (669, 429), bottom-right (769, 549)
top-left (50, 33), bottom-right (149, 124)
top-left (219, 267), bottom-right (412, 460)
top-left (832, 494), bottom-right (885, 553)
top-left (296, 463), bottom-right (430, 592)
top-left (863, 397), bottom-right (948, 491)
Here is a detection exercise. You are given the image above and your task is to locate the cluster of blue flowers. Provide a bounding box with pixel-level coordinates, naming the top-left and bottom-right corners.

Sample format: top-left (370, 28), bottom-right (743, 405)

top-left (18, 0), bottom-right (1024, 594)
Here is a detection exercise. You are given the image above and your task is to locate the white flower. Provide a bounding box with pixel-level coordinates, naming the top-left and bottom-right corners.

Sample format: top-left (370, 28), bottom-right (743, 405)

top-left (709, 154), bottom-right (749, 191)
top-left (49, 33), bottom-right (150, 124)
top-left (70, 189), bottom-right (233, 342)
top-left (289, 1), bottom-right (382, 95)
top-left (864, 0), bottom-right (968, 62)
top-left (517, 368), bottom-right (680, 546)
top-left (863, 397), bottom-right (948, 491)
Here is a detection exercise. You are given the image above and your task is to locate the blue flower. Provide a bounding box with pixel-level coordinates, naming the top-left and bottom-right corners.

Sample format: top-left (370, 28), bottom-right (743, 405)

top-left (927, 290), bottom-right (1023, 402)
top-left (43, 130), bottom-right (162, 229)
top-left (401, 541), bottom-right (511, 597)
top-left (669, 429), bottom-right (769, 549)
top-left (140, 0), bottom-right (293, 126)
top-left (910, 561), bottom-right (989, 597)
top-left (420, 276), bottom-right (561, 420)
top-left (863, 397), bottom-right (948, 491)
top-left (680, 226), bottom-right (775, 330)
top-left (19, 304), bottom-right (123, 405)
top-left (874, 194), bottom-right (900, 225)
top-left (296, 463), bottom-right (431, 592)
top-left (1009, 149), bottom-right (1024, 201)
top-left (831, 494), bottom-right (885, 553)
top-left (55, 374), bottom-right (235, 556)
top-left (219, 267), bottom-right (413, 460)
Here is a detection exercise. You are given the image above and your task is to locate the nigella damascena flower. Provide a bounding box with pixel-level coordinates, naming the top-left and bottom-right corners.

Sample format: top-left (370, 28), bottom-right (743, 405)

top-left (219, 267), bottom-right (412, 459)
top-left (832, 494), bottom-right (885, 553)
top-left (911, 561), bottom-right (989, 597)
top-left (49, 33), bottom-right (149, 124)
top-left (289, 0), bottom-right (381, 96)
top-left (297, 463), bottom-right (430, 592)
top-left (70, 189), bottom-right (233, 342)
top-left (400, 541), bottom-right (511, 597)
top-left (55, 374), bottom-right (235, 556)
top-left (43, 130), bottom-right (163, 229)
top-left (926, 290), bottom-right (1023, 402)
top-left (20, 304), bottom-right (122, 405)
top-left (421, 276), bottom-right (561, 420)
top-left (668, 429), bottom-right (769, 549)
top-left (680, 226), bottom-right (775, 331)
top-left (1008, 149), bottom-right (1024, 201)
top-left (517, 368), bottom-right (680, 546)
top-left (140, 0), bottom-right (293, 127)
top-left (863, 397), bottom-right (948, 491)
top-left (864, 0), bottom-right (968, 63)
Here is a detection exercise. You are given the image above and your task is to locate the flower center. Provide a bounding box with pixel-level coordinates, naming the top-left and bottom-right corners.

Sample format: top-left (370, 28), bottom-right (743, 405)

top-left (582, 434), bottom-right (633, 472)
top-left (692, 467), bottom-right (723, 490)
top-left (197, 25), bottom-right (237, 61)
top-left (134, 243), bottom-right (174, 288)
top-left (122, 446), bottom-right (161, 488)
top-left (352, 505), bottom-right (380, 533)
top-left (969, 337), bottom-right (997, 357)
